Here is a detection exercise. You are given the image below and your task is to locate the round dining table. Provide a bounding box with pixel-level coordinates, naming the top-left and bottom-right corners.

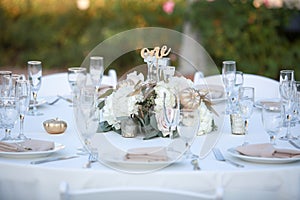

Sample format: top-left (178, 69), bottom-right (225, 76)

top-left (0, 73), bottom-right (299, 200)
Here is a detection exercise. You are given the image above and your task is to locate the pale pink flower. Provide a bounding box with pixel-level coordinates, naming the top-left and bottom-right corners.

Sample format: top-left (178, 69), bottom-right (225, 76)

top-left (163, 0), bottom-right (175, 15)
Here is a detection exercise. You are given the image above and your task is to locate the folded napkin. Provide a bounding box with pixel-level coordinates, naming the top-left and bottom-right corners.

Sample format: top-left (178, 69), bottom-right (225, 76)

top-left (125, 146), bottom-right (168, 162)
top-left (0, 139), bottom-right (55, 152)
top-left (236, 143), bottom-right (300, 158)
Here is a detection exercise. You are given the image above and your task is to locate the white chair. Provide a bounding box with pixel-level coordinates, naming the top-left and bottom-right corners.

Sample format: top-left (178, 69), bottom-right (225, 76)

top-left (195, 73), bottom-right (280, 100)
top-left (59, 182), bottom-right (223, 200)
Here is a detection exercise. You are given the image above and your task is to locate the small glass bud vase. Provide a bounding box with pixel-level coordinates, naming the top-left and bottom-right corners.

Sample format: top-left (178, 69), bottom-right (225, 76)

top-left (121, 117), bottom-right (138, 138)
top-left (230, 113), bottom-right (245, 135)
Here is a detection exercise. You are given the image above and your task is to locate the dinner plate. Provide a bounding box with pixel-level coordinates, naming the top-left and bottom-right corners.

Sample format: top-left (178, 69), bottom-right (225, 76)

top-left (100, 149), bottom-right (182, 168)
top-left (254, 98), bottom-right (281, 111)
top-left (195, 84), bottom-right (226, 103)
top-left (227, 147), bottom-right (300, 164)
top-left (29, 98), bottom-right (47, 108)
top-left (0, 143), bottom-right (65, 159)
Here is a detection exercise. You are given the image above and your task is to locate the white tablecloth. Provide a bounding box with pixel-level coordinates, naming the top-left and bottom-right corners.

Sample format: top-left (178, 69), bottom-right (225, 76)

top-left (0, 74), bottom-right (299, 200)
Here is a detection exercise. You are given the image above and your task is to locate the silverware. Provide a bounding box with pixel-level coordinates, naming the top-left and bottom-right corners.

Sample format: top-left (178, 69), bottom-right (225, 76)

top-left (212, 148), bottom-right (244, 168)
top-left (83, 151), bottom-right (98, 169)
top-left (289, 140), bottom-right (300, 149)
top-left (47, 97), bottom-right (60, 105)
top-left (30, 155), bottom-right (78, 165)
top-left (57, 95), bottom-right (73, 103)
top-left (191, 159), bottom-right (201, 170)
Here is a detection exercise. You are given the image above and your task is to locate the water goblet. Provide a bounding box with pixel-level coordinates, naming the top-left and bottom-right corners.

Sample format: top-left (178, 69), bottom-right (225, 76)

top-left (279, 80), bottom-right (297, 140)
top-left (238, 87), bottom-right (255, 145)
top-left (261, 105), bottom-right (282, 145)
top-left (230, 71), bottom-right (244, 113)
top-left (27, 61), bottom-right (43, 116)
top-left (222, 60), bottom-right (236, 114)
top-left (163, 91), bottom-right (180, 139)
top-left (68, 67), bottom-right (87, 106)
top-left (89, 56), bottom-right (104, 91)
top-left (177, 109), bottom-right (200, 158)
top-left (15, 79), bottom-right (31, 140)
top-left (0, 97), bottom-right (19, 141)
top-left (279, 70), bottom-right (294, 83)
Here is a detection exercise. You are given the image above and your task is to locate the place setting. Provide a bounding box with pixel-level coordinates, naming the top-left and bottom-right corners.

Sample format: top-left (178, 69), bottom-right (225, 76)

top-left (220, 65), bottom-right (300, 165)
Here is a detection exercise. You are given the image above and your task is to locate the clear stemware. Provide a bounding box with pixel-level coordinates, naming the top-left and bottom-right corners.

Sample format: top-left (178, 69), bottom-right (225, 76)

top-left (74, 86), bottom-right (99, 161)
top-left (163, 91), bottom-right (180, 139)
top-left (222, 60), bottom-right (236, 114)
top-left (67, 67), bottom-right (87, 106)
top-left (89, 56), bottom-right (104, 91)
top-left (231, 71), bottom-right (244, 113)
top-left (261, 105), bottom-right (282, 145)
top-left (27, 61), bottom-right (43, 116)
top-left (279, 80), bottom-right (297, 140)
top-left (0, 97), bottom-right (19, 141)
top-left (177, 109), bottom-right (200, 159)
top-left (15, 79), bottom-right (31, 140)
top-left (0, 71), bottom-right (12, 97)
top-left (238, 87), bottom-right (255, 145)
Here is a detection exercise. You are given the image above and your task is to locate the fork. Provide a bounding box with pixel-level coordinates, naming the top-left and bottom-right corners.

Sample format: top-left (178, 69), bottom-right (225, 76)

top-left (212, 148), bottom-right (244, 168)
top-left (47, 97), bottom-right (60, 105)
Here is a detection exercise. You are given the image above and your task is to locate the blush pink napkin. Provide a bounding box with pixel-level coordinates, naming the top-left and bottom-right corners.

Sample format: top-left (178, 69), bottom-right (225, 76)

top-left (0, 139), bottom-right (54, 152)
top-left (125, 146), bottom-right (168, 162)
top-left (236, 143), bottom-right (300, 158)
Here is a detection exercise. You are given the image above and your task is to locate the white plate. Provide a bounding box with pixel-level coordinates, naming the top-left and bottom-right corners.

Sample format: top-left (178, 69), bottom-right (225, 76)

top-left (0, 143), bottom-right (65, 159)
top-left (195, 84), bottom-right (226, 103)
top-left (29, 99), bottom-right (47, 108)
top-left (100, 150), bottom-right (182, 168)
top-left (254, 98), bottom-right (281, 111)
top-left (227, 147), bottom-right (300, 164)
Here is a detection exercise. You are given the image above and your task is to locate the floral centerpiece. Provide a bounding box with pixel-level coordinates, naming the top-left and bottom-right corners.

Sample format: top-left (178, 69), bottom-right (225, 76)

top-left (97, 46), bottom-right (217, 139)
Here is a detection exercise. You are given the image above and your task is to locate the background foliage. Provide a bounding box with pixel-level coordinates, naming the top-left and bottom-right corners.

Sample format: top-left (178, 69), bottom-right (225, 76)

top-left (188, 0), bottom-right (300, 80)
top-left (0, 0), bottom-right (299, 80)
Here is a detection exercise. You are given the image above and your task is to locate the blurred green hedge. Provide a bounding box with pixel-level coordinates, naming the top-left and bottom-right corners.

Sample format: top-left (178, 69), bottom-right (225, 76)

top-left (1, 0), bottom-right (299, 80)
top-left (0, 0), bottom-right (185, 75)
top-left (187, 0), bottom-right (300, 80)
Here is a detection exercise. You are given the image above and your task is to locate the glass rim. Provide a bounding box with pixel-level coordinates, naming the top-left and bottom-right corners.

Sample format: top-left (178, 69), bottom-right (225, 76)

top-left (90, 56), bottom-right (104, 60)
top-left (0, 71), bottom-right (12, 75)
top-left (28, 61), bottom-right (42, 65)
top-left (68, 67), bottom-right (87, 72)
top-left (222, 60), bottom-right (236, 65)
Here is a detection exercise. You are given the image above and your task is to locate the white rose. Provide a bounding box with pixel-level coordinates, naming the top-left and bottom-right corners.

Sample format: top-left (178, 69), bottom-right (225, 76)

top-left (197, 101), bottom-right (214, 135)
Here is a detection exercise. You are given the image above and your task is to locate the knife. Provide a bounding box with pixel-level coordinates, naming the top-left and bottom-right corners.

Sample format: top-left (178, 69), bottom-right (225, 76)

top-left (289, 140), bottom-right (300, 149)
top-left (212, 148), bottom-right (244, 168)
top-left (30, 155), bottom-right (78, 165)
top-left (57, 95), bottom-right (73, 103)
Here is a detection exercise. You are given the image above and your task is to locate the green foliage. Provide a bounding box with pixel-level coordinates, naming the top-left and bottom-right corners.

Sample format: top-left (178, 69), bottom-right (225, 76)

top-left (187, 0), bottom-right (300, 80)
top-left (0, 0), bottom-right (185, 73)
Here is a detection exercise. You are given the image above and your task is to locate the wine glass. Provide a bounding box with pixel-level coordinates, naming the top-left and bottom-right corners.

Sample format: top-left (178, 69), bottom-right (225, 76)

top-left (27, 61), bottom-right (43, 116)
top-left (279, 70), bottom-right (294, 83)
top-left (15, 79), bottom-right (31, 140)
top-left (177, 109), bottom-right (200, 158)
top-left (89, 56), bottom-right (104, 90)
top-left (74, 86), bottom-right (99, 161)
top-left (279, 80), bottom-right (297, 140)
top-left (163, 91), bottom-right (180, 139)
top-left (68, 67), bottom-right (87, 106)
top-left (222, 61), bottom-right (236, 114)
top-left (238, 87), bottom-right (255, 145)
top-left (0, 97), bottom-right (19, 141)
top-left (261, 105), bottom-right (282, 145)
top-left (0, 71), bottom-right (12, 97)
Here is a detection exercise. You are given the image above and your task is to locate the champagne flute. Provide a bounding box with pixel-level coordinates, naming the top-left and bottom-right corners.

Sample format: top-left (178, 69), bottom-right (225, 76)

top-left (0, 97), bottom-right (19, 141)
top-left (15, 79), bottom-right (31, 140)
top-left (163, 91), bottom-right (180, 139)
top-left (279, 80), bottom-right (297, 140)
top-left (222, 61), bottom-right (236, 114)
top-left (74, 86), bottom-right (99, 161)
top-left (261, 105), bottom-right (282, 145)
top-left (177, 109), bottom-right (200, 158)
top-left (89, 56), bottom-right (104, 91)
top-left (68, 67), bottom-right (87, 106)
top-left (238, 87), bottom-right (255, 145)
top-left (27, 61), bottom-right (43, 116)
